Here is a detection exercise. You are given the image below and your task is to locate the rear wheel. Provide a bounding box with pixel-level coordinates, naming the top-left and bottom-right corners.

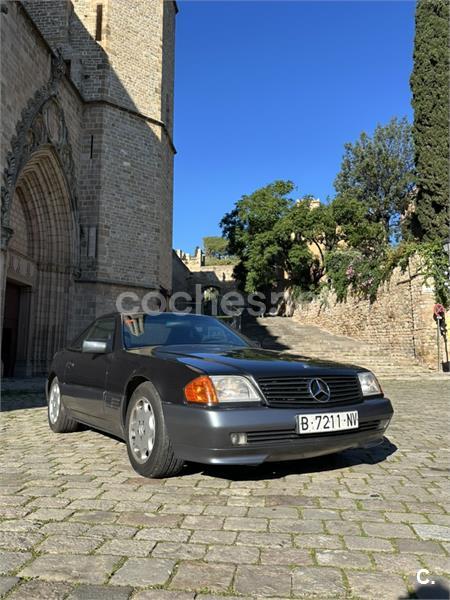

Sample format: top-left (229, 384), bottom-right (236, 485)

top-left (125, 382), bottom-right (184, 478)
top-left (48, 377), bottom-right (78, 433)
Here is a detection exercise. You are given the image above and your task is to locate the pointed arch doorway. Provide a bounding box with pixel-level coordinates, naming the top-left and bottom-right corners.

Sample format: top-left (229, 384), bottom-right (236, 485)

top-left (2, 146), bottom-right (78, 376)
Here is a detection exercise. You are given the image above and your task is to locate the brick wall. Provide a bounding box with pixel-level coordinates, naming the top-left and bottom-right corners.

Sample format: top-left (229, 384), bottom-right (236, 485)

top-left (292, 257), bottom-right (440, 369)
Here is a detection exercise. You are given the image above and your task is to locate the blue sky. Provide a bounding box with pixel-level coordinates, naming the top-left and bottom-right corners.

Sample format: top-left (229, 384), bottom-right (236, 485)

top-left (173, 0), bottom-right (416, 253)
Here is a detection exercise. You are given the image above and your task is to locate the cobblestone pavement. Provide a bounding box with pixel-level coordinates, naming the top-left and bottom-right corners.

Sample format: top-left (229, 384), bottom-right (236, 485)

top-left (0, 379), bottom-right (449, 600)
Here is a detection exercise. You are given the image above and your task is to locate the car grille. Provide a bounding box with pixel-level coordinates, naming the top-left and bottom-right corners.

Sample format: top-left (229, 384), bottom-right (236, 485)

top-left (246, 419), bottom-right (381, 444)
top-left (257, 375), bottom-right (362, 408)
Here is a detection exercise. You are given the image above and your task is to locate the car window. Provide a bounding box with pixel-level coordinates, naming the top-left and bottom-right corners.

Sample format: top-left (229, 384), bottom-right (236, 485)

top-left (123, 313), bottom-right (247, 349)
top-left (68, 325), bottom-right (91, 351)
top-left (85, 317), bottom-right (116, 346)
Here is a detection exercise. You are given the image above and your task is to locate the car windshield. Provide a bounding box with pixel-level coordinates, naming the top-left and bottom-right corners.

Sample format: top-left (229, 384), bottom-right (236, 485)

top-left (122, 313), bottom-right (248, 349)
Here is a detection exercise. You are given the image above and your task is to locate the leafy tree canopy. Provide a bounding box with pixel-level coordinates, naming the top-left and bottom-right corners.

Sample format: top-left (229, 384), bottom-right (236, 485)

top-left (203, 236), bottom-right (229, 259)
top-left (334, 117), bottom-right (415, 241)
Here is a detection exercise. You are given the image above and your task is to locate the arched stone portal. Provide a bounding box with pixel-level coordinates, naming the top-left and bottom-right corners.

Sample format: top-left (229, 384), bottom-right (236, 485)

top-left (1, 93), bottom-right (79, 376)
top-left (2, 148), bottom-right (78, 375)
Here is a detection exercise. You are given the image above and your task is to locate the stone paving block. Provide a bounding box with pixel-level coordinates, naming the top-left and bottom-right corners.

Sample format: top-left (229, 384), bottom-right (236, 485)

top-left (97, 538), bottom-right (155, 557)
top-left (70, 511), bottom-right (118, 524)
top-left (344, 535), bottom-right (394, 552)
top-left (170, 561), bottom-right (235, 593)
top-left (190, 529), bottom-right (237, 545)
top-left (0, 495), bottom-right (30, 506)
top-left (38, 534), bottom-right (101, 554)
top-left (234, 565), bottom-right (292, 597)
top-left (60, 487), bottom-right (101, 499)
top-left (109, 557), bottom-right (175, 587)
top-left (266, 493), bottom-right (317, 508)
top-left (413, 524), bottom-right (450, 541)
top-left (291, 566), bottom-right (345, 597)
top-left (384, 511), bottom-right (428, 524)
top-left (346, 571), bottom-right (406, 600)
top-left (373, 552), bottom-right (424, 575)
top-left (181, 515), bottom-right (224, 530)
top-left (196, 596), bottom-right (250, 600)
top-left (0, 530), bottom-right (43, 551)
top-left (224, 517), bottom-right (268, 531)
top-left (270, 518), bottom-right (323, 534)
top-left (152, 542), bottom-right (206, 560)
top-left (0, 576), bottom-right (19, 597)
top-left (260, 548), bottom-right (313, 566)
top-left (237, 532), bottom-right (292, 548)
top-left (27, 497), bottom-right (71, 509)
top-left (133, 592), bottom-right (195, 600)
top-left (405, 501), bottom-right (445, 514)
top-left (316, 549), bottom-right (372, 569)
top-left (117, 512), bottom-right (180, 528)
top-left (363, 522), bottom-right (415, 538)
top-left (248, 506), bottom-right (299, 519)
top-left (294, 534), bottom-right (343, 549)
top-left (396, 538), bottom-right (446, 554)
top-left (428, 514), bottom-right (450, 527)
top-left (6, 580), bottom-right (73, 599)
top-left (325, 520), bottom-right (361, 536)
top-left (86, 525), bottom-right (138, 539)
top-left (301, 508), bottom-right (340, 520)
top-left (67, 499), bottom-right (117, 511)
top-left (133, 590), bottom-right (193, 600)
top-left (161, 504), bottom-right (206, 515)
top-left (135, 527), bottom-right (191, 543)
top-left (0, 551), bottom-right (31, 575)
top-left (0, 520), bottom-right (41, 533)
top-left (18, 554), bottom-right (119, 584)
top-left (25, 508), bottom-right (73, 521)
top-left (203, 505), bottom-right (247, 517)
top-left (342, 510), bottom-right (387, 522)
top-left (205, 544), bottom-right (260, 564)
top-left (66, 584), bottom-right (133, 600)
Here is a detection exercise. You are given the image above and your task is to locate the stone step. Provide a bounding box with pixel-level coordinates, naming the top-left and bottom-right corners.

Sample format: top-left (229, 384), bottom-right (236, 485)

top-left (242, 316), bottom-right (433, 377)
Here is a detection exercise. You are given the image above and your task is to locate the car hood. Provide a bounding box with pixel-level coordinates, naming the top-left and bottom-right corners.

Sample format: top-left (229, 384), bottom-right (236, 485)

top-left (143, 345), bottom-right (364, 377)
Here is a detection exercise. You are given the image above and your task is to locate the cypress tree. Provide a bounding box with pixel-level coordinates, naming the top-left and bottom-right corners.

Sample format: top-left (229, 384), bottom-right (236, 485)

top-left (410, 0), bottom-right (449, 241)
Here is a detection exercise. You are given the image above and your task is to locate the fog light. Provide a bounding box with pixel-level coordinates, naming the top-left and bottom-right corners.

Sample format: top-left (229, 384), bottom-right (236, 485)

top-left (230, 432), bottom-right (247, 446)
top-left (379, 418), bottom-right (391, 429)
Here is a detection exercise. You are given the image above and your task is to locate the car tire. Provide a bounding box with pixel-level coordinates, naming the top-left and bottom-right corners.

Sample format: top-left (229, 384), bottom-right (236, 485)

top-left (125, 382), bottom-right (184, 479)
top-left (48, 377), bottom-right (78, 433)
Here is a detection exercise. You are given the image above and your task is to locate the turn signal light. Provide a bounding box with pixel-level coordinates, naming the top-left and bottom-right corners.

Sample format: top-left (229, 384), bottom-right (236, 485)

top-left (184, 376), bottom-right (218, 405)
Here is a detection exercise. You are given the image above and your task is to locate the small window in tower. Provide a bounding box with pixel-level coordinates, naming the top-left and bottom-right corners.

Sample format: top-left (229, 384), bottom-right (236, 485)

top-left (95, 4), bottom-right (103, 41)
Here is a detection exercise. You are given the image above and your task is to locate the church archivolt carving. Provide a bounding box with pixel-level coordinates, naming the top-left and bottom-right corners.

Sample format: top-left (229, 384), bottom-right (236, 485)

top-left (1, 50), bottom-right (79, 250)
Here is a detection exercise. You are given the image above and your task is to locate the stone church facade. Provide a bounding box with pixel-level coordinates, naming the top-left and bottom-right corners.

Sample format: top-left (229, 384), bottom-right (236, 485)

top-left (0, 0), bottom-right (177, 376)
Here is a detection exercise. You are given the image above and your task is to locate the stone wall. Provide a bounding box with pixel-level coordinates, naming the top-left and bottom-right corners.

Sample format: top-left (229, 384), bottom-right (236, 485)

top-left (292, 258), bottom-right (440, 369)
top-left (1, 0), bottom-right (177, 374)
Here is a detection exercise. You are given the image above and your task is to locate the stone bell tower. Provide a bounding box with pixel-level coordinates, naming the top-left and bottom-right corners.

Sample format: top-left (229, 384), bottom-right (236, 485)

top-left (1, 0), bottom-right (177, 375)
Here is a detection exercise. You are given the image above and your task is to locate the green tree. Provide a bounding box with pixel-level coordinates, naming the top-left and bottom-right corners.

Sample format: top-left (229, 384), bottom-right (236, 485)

top-left (203, 236), bottom-right (228, 259)
top-left (334, 118), bottom-right (415, 240)
top-left (410, 0), bottom-right (449, 241)
top-left (220, 181), bottom-right (304, 292)
top-left (220, 183), bottom-right (343, 292)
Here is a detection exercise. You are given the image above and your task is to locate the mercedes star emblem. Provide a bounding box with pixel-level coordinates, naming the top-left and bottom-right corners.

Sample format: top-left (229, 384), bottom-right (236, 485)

top-left (308, 378), bottom-right (331, 402)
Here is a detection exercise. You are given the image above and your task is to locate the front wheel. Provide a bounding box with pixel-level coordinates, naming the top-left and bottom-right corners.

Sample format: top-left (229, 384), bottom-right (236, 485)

top-left (48, 377), bottom-right (78, 433)
top-left (125, 382), bottom-right (184, 478)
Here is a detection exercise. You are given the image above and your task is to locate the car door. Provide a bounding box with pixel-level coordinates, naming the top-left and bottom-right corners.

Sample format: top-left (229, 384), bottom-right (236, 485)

top-left (63, 316), bottom-right (117, 424)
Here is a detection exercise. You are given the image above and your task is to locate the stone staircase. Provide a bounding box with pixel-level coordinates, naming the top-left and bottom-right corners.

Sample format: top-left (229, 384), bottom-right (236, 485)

top-left (242, 315), bottom-right (438, 379)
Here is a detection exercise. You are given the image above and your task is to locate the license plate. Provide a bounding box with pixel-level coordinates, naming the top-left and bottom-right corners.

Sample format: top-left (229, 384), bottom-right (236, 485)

top-left (296, 411), bottom-right (359, 434)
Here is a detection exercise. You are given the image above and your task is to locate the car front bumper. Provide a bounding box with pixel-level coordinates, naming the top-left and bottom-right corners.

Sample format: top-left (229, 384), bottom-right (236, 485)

top-left (163, 396), bottom-right (394, 466)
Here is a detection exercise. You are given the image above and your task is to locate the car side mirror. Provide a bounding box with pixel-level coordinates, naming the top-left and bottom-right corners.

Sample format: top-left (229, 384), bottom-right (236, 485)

top-left (82, 340), bottom-right (108, 354)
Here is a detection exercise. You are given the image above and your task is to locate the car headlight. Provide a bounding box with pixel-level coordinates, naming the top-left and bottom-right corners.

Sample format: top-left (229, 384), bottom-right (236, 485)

top-left (358, 371), bottom-right (382, 396)
top-left (184, 375), bottom-right (261, 405)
